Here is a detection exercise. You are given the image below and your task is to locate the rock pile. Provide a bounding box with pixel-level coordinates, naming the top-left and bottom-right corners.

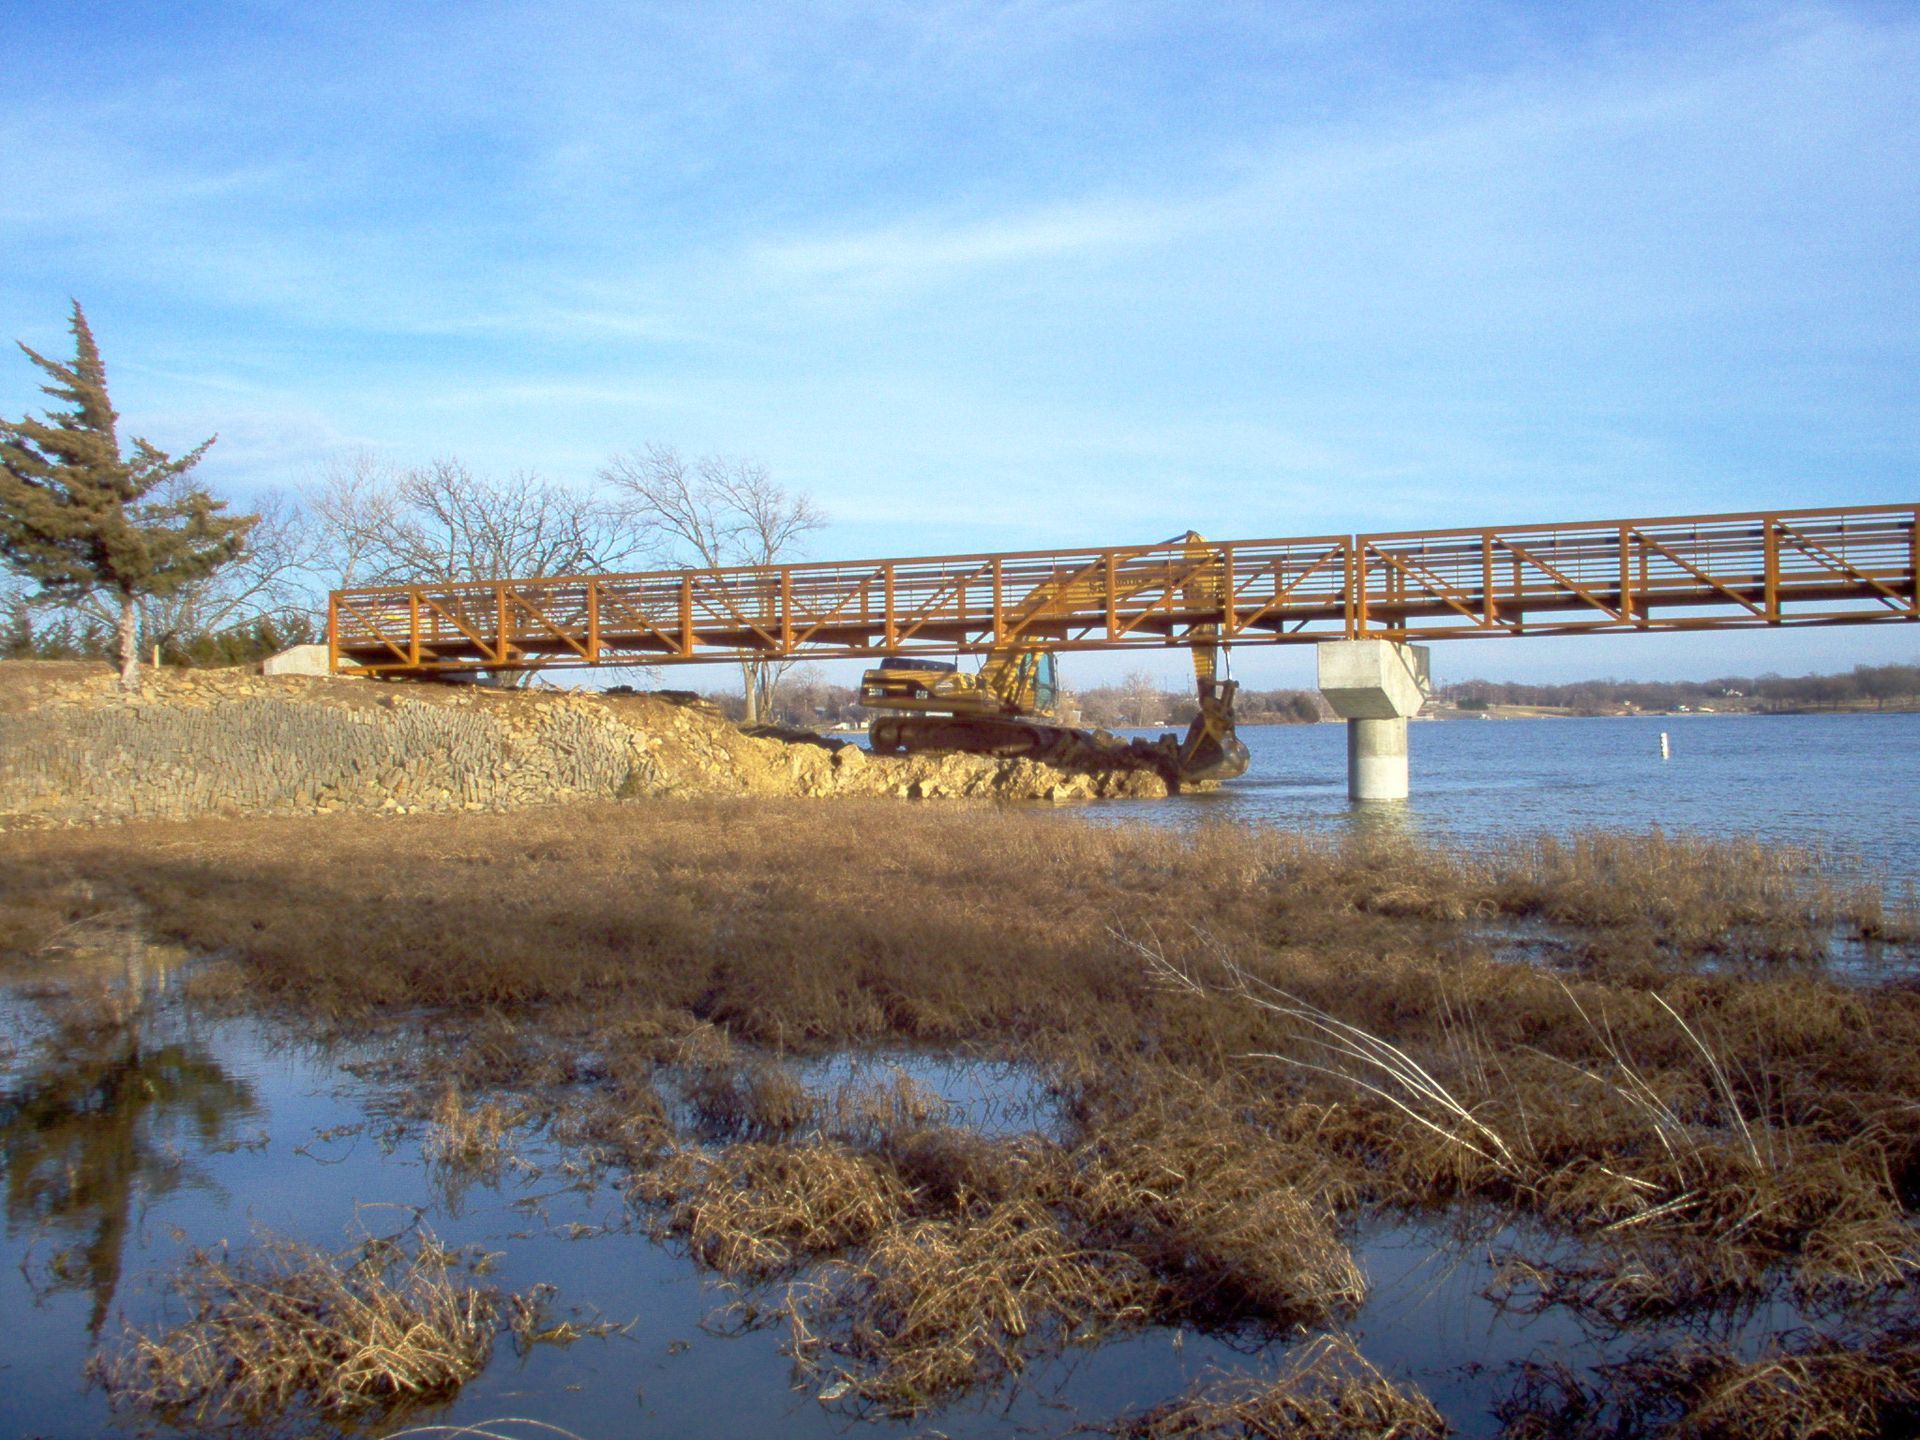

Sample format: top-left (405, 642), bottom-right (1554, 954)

top-left (0, 663), bottom-right (1171, 827)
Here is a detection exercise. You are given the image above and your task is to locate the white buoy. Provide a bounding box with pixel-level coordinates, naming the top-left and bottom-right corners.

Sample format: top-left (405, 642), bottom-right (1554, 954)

top-left (1660, 731), bottom-right (1671, 760)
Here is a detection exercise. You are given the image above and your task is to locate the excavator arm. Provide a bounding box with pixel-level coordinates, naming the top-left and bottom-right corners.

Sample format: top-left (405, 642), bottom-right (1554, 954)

top-left (1171, 531), bottom-right (1251, 783)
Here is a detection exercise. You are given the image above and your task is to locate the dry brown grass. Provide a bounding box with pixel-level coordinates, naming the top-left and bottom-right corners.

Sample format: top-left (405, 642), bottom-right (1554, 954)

top-left (683, 1057), bottom-right (817, 1138)
top-left (1500, 1326), bottom-right (1920, 1440)
top-left (1065, 1088), bottom-right (1365, 1329)
top-left (1486, 830), bottom-right (1900, 961)
top-left (94, 1229), bottom-right (503, 1431)
top-left (823, 1067), bottom-right (960, 1143)
top-left (1110, 1334), bottom-right (1447, 1439)
top-left (423, 1084), bottom-right (522, 1174)
top-left (786, 1196), bottom-right (1157, 1413)
top-left (632, 1140), bottom-right (908, 1279)
top-left (9, 798), bottom-right (1920, 1415)
top-left (1143, 940), bottom-right (1920, 1310)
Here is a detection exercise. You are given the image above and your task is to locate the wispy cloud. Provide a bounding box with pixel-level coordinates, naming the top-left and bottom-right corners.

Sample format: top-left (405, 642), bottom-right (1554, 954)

top-left (756, 194), bottom-right (1181, 288)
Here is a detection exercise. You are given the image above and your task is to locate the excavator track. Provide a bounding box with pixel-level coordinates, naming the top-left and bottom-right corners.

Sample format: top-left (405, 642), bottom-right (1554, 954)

top-left (868, 714), bottom-right (1242, 789)
top-left (869, 715), bottom-right (1085, 762)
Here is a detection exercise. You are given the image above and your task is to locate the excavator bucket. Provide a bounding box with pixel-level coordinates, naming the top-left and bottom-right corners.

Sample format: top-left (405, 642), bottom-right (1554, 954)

top-left (1176, 679), bottom-right (1251, 783)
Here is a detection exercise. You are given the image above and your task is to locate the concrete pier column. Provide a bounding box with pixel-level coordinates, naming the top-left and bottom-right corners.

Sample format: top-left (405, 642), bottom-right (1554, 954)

top-left (1347, 715), bottom-right (1410, 801)
top-left (1317, 640), bottom-right (1431, 801)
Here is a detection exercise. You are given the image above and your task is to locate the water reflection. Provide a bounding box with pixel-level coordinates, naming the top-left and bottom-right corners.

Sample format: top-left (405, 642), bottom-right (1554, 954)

top-left (0, 951), bottom-right (256, 1335)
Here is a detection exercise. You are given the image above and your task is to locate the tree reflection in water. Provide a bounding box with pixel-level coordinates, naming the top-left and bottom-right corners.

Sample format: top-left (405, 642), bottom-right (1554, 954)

top-left (0, 967), bottom-right (257, 1336)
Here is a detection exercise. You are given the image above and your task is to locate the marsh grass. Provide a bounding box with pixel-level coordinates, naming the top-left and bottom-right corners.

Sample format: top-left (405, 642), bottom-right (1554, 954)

top-left (424, 1085), bottom-right (523, 1174)
top-left (1110, 1334), bottom-right (1447, 1439)
top-left (632, 1141), bottom-right (908, 1279)
top-left (1064, 1090), bottom-right (1366, 1330)
top-left (1144, 936), bottom-right (1920, 1313)
top-left (9, 799), bottom-right (1920, 1426)
top-left (786, 1196), bottom-right (1157, 1413)
top-left (94, 1230), bottom-right (503, 1431)
top-left (683, 1058), bottom-right (817, 1139)
top-left (1500, 1326), bottom-right (1920, 1440)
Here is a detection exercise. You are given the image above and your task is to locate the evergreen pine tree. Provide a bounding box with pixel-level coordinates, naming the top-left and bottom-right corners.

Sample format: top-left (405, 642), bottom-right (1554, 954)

top-left (0, 302), bottom-right (255, 689)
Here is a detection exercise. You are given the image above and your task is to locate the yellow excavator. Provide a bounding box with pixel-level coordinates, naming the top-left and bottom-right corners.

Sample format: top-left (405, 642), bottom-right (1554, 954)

top-left (859, 533), bottom-right (1250, 787)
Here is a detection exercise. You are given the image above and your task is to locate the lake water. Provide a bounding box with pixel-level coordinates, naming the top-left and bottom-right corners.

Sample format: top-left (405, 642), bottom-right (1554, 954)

top-left (1092, 712), bottom-right (1920, 889)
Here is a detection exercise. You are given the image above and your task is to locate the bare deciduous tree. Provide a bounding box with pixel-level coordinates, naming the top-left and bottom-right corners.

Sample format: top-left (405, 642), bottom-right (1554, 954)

top-left (308, 450), bottom-right (402, 591)
top-left (600, 443), bottom-right (825, 722)
top-left (134, 482), bottom-right (318, 660)
top-left (312, 453), bottom-right (635, 589)
top-left (308, 453), bottom-right (639, 685)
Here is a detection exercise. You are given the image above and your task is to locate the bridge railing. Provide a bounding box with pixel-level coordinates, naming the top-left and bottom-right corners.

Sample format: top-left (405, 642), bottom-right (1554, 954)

top-left (1355, 504), bottom-right (1918, 638)
top-left (328, 503), bottom-right (1917, 675)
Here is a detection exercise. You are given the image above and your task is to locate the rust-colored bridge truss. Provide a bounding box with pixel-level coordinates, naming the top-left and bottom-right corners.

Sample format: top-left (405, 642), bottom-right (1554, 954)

top-left (329, 503), bottom-right (1920, 677)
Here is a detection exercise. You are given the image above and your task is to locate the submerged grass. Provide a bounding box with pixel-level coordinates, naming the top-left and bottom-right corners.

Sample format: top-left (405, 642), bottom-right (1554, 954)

top-left (7, 797), bottom-right (1920, 1430)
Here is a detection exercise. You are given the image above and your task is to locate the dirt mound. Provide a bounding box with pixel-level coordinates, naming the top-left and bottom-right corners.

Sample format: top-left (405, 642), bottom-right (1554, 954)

top-left (0, 661), bottom-right (1169, 827)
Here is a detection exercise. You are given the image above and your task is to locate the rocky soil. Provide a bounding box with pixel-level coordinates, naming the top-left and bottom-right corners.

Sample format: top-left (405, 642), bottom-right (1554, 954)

top-left (0, 661), bottom-right (1174, 828)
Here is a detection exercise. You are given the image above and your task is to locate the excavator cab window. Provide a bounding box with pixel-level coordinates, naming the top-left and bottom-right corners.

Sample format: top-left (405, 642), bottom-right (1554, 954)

top-left (1032, 652), bottom-right (1058, 711)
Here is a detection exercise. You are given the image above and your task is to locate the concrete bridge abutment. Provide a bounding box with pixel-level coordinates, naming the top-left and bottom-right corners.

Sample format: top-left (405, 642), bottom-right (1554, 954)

top-left (1316, 640), bottom-right (1431, 802)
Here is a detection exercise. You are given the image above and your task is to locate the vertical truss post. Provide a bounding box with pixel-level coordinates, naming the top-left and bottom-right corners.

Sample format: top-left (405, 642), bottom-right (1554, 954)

top-left (1618, 525), bottom-right (1633, 623)
top-left (1222, 544), bottom-right (1237, 639)
top-left (883, 562), bottom-right (897, 649)
top-left (495, 584), bottom-right (510, 666)
top-left (1341, 540), bottom-right (1357, 637)
top-left (1482, 532), bottom-right (1496, 628)
top-left (327, 591), bottom-right (340, 674)
top-left (780, 567), bottom-right (793, 654)
top-left (1911, 511), bottom-right (1919, 616)
top-left (587, 581), bottom-right (601, 662)
top-left (679, 574), bottom-right (694, 657)
top-left (992, 558), bottom-right (1004, 643)
top-left (1104, 552), bottom-right (1117, 639)
top-left (408, 590), bottom-right (421, 667)
top-left (1764, 517), bottom-right (1781, 622)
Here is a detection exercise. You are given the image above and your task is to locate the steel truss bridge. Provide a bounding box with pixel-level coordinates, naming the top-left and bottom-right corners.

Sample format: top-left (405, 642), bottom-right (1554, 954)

top-left (329, 503), bottom-right (1920, 677)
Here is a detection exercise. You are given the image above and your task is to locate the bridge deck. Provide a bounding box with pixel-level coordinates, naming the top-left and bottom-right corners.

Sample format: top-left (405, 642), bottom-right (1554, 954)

top-left (328, 503), bottom-right (1919, 675)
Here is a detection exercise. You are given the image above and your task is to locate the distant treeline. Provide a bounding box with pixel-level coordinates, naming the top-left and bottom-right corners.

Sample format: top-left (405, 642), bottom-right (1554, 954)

top-left (1076, 683), bottom-right (1325, 728)
top-left (5, 605), bottom-right (318, 668)
top-left (1440, 662), bottom-right (1920, 713)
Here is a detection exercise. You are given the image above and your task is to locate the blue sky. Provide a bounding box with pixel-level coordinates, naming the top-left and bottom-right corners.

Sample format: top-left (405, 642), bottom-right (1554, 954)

top-left (2, 1), bottom-right (1915, 686)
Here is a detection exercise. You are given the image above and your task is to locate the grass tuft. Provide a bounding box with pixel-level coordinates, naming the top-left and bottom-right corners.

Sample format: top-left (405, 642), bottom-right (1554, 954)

top-left (94, 1230), bottom-right (502, 1430)
top-left (1110, 1334), bottom-right (1448, 1439)
top-left (786, 1197), bottom-right (1157, 1413)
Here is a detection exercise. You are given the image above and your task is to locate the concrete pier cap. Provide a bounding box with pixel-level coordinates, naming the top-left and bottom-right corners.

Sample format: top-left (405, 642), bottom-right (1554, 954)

top-left (1316, 640), bottom-right (1431, 802)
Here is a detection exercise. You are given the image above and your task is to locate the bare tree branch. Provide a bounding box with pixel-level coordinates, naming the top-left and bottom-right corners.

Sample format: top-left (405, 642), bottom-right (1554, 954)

top-left (599, 444), bottom-right (826, 721)
top-left (311, 454), bottom-right (636, 590)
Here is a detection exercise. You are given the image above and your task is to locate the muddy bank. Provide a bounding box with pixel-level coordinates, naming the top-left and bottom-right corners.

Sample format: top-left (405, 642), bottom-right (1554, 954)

top-left (0, 661), bottom-right (1170, 827)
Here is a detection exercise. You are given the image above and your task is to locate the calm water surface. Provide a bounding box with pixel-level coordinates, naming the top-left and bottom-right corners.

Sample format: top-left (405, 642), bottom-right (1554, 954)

top-left (1095, 712), bottom-right (1920, 887)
